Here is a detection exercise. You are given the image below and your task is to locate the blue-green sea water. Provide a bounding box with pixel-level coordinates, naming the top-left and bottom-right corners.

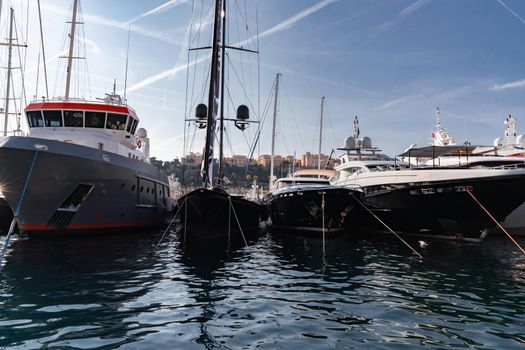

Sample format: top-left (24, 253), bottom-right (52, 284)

top-left (0, 229), bottom-right (524, 349)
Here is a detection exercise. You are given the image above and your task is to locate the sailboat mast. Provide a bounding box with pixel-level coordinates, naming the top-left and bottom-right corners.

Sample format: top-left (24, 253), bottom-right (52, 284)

top-left (37, 0), bottom-right (49, 99)
top-left (3, 7), bottom-right (14, 136)
top-left (64, 0), bottom-right (79, 100)
top-left (318, 96), bottom-right (325, 171)
top-left (218, 0), bottom-right (227, 183)
top-left (201, 0), bottom-right (223, 188)
top-left (269, 73), bottom-right (281, 189)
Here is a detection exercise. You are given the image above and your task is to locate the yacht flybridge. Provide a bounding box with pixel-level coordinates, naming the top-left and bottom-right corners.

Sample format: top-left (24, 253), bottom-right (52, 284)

top-left (331, 132), bottom-right (525, 240)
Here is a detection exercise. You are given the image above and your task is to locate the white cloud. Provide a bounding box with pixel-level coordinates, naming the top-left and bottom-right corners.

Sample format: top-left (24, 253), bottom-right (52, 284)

top-left (491, 79), bottom-right (525, 90)
top-left (128, 0), bottom-right (190, 24)
top-left (128, 0), bottom-right (337, 93)
top-left (378, 0), bottom-right (431, 31)
top-left (400, 0), bottom-right (431, 17)
top-left (125, 56), bottom-right (207, 94)
top-left (237, 0), bottom-right (338, 48)
top-left (375, 96), bottom-right (412, 110)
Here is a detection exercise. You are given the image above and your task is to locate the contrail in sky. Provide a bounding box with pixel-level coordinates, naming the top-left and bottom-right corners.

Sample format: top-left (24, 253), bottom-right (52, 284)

top-left (491, 79), bottom-right (525, 91)
top-left (128, 0), bottom-right (190, 24)
top-left (125, 56), bottom-right (207, 93)
top-left (130, 0), bottom-right (338, 92)
top-left (495, 0), bottom-right (525, 25)
top-left (377, 0), bottom-right (430, 31)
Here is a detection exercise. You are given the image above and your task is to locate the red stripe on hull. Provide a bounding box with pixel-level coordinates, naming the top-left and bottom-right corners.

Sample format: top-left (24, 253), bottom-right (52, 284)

top-left (21, 220), bottom-right (160, 232)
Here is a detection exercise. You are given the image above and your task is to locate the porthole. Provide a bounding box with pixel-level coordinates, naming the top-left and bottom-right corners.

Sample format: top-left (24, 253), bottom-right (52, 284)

top-left (120, 183), bottom-right (125, 190)
top-left (140, 186), bottom-right (144, 192)
top-left (131, 185), bottom-right (136, 191)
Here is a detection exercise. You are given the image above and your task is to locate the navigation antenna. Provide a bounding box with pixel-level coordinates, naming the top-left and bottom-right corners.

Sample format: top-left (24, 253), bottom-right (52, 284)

top-left (123, 24), bottom-right (131, 103)
top-left (435, 107), bottom-right (441, 131)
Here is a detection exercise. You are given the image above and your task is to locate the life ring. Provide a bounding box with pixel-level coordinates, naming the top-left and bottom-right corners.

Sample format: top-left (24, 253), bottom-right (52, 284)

top-left (137, 140), bottom-right (142, 148)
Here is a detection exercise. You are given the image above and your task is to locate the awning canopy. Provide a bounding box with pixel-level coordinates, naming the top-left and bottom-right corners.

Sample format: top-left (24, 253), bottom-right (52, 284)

top-left (397, 145), bottom-right (488, 158)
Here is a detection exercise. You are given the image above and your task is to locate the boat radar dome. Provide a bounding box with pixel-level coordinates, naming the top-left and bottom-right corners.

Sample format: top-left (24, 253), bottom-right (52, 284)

top-left (362, 136), bottom-right (373, 149)
top-left (517, 134), bottom-right (525, 146)
top-left (136, 128), bottom-right (147, 138)
top-left (494, 137), bottom-right (503, 147)
top-left (344, 136), bottom-right (356, 149)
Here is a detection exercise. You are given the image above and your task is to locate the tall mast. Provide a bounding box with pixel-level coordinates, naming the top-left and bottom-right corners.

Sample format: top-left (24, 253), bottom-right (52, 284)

top-left (269, 73), bottom-right (281, 190)
top-left (318, 96), bottom-right (325, 171)
top-left (3, 8), bottom-right (14, 136)
top-left (217, 0), bottom-right (227, 184)
top-left (64, 0), bottom-right (79, 100)
top-left (37, 0), bottom-right (49, 99)
top-left (201, 0), bottom-right (223, 188)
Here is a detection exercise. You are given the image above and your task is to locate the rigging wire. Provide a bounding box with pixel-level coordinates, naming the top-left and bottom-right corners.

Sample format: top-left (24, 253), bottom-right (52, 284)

top-left (281, 78), bottom-right (307, 152)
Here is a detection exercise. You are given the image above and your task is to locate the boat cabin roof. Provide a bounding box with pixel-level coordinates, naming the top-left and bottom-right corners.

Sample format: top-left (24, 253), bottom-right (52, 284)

top-left (398, 145), bottom-right (488, 158)
top-left (292, 169), bottom-right (336, 178)
top-left (24, 100), bottom-right (140, 134)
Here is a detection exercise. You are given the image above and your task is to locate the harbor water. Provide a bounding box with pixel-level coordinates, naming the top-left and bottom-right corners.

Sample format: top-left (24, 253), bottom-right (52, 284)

top-left (0, 228), bottom-right (524, 349)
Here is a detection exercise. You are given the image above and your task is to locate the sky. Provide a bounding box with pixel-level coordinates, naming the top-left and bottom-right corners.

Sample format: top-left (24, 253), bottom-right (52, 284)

top-left (2, 0), bottom-right (525, 161)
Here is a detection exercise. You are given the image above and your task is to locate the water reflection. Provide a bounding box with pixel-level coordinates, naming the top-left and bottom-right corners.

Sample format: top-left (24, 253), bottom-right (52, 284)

top-left (0, 228), bottom-right (524, 349)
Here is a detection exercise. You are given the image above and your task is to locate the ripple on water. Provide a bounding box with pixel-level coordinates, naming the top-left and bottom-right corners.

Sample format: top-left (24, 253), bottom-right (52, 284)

top-left (0, 232), bottom-right (525, 349)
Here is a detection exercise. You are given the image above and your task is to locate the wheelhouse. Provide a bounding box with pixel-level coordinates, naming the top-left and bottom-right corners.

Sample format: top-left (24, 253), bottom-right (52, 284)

top-left (25, 101), bottom-right (139, 133)
top-left (23, 99), bottom-right (149, 162)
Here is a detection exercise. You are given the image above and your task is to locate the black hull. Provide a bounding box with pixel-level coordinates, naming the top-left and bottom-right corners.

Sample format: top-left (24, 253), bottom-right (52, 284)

top-left (265, 186), bottom-right (363, 236)
top-left (177, 188), bottom-right (262, 243)
top-left (359, 175), bottom-right (525, 239)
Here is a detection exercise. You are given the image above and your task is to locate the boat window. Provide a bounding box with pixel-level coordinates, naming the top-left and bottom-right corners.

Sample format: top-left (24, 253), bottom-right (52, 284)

top-left (85, 111), bottom-right (106, 128)
top-left (126, 117), bottom-right (133, 132)
top-left (106, 113), bottom-right (127, 130)
top-left (26, 110), bottom-right (44, 127)
top-left (131, 118), bottom-right (138, 134)
top-left (64, 110), bottom-right (84, 127)
top-left (43, 110), bottom-right (63, 127)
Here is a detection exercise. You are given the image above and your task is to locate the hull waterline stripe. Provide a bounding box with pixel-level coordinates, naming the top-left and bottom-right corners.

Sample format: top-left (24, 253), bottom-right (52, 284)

top-left (21, 220), bottom-right (159, 231)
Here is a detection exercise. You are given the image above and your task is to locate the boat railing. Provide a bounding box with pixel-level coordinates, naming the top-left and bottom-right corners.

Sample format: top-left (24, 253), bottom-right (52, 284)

top-left (28, 96), bottom-right (136, 113)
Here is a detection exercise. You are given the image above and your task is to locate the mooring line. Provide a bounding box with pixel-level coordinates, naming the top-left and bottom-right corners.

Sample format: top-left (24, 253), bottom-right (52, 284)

top-left (1, 149), bottom-right (40, 270)
top-left (321, 192), bottom-right (326, 256)
top-left (466, 189), bottom-right (525, 255)
top-left (156, 196), bottom-right (187, 247)
top-left (228, 196), bottom-right (248, 247)
top-left (350, 192), bottom-right (422, 259)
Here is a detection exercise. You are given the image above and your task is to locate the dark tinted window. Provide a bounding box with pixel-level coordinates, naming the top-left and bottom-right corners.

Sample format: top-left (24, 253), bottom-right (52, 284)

top-left (85, 111), bottom-right (105, 128)
top-left (106, 113), bottom-right (127, 130)
top-left (126, 117), bottom-right (134, 132)
top-left (27, 111), bottom-right (44, 127)
top-left (43, 110), bottom-right (63, 127)
top-left (131, 119), bottom-right (138, 134)
top-left (64, 110), bottom-right (84, 127)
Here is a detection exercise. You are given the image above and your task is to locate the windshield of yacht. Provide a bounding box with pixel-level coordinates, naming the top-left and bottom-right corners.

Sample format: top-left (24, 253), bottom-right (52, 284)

top-left (276, 179), bottom-right (329, 189)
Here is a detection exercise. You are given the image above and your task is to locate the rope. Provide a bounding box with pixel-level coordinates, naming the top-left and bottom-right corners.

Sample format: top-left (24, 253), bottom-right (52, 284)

top-left (321, 192), bottom-right (325, 256)
top-left (227, 195), bottom-right (248, 247)
top-left (156, 197), bottom-right (187, 248)
top-left (466, 189), bottom-right (525, 255)
top-left (1, 149), bottom-right (40, 270)
top-left (350, 192), bottom-right (422, 259)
